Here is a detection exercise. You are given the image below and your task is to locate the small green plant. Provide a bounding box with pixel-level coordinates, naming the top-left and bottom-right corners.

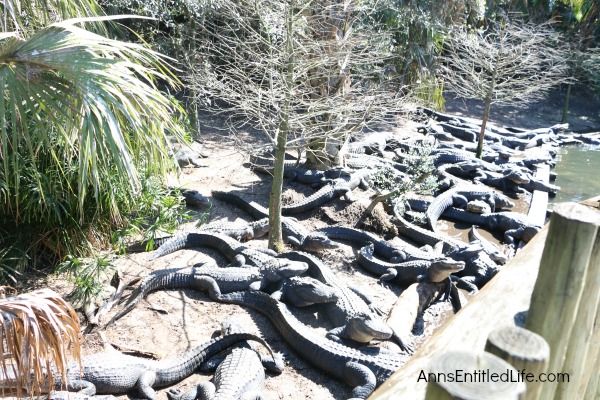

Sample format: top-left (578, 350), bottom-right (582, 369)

top-left (57, 254), bottom-right (115, 306)
top-left (111, 177), bottom-right (194, 253)
top-left (364, 141), bottom-right (438, 222)
top-left (370, 141), bottom-right (438, 201)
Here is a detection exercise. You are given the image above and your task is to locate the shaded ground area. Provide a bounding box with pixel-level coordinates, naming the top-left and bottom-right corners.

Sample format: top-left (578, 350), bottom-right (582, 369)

top-left (444, 86), bottom-right (600, 132)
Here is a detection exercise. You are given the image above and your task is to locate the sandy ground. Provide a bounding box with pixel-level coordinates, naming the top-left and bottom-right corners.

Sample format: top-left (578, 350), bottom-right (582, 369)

top-left (23, 86), bottom-right (600, 400)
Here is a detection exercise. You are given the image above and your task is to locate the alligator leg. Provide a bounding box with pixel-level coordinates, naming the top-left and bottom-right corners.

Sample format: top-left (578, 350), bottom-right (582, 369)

top-left (65, 380), bottom-right (96, 395)
top-left (347, 285), bottom-right (383, 316)
top-left (166, 382), bottom-right (215, 400)
top-left (192, 276), bottom-right (226, 300)
top-left (343, 361), bottom-right (377, 400)
top-left (380, 269), bottom-right (398, 281)
top-left (136, 370), bottom-right (158, 400)
top-left (452, 276), bottom-right (479, 294)
top-left (231, 254), bottom-right (246, 267)
top-left (285, 235), bottom-right (302, 249)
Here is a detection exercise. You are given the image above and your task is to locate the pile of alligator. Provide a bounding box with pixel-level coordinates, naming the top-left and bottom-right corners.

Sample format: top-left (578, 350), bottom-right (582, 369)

top-left (9, 108), bottom-right (600, 400)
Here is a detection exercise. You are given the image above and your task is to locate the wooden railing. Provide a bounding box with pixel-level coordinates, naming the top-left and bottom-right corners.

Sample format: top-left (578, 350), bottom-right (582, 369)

top-left (369, 198), bottom-right (600, 400)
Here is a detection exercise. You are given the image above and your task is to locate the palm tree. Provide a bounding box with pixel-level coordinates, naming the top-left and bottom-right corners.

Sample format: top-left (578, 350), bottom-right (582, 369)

top-left (1, 19), bottom-right (184, 221)
top-left (0, 289), bottom-right (81, 398)
top-left (0, 2), bottom-right (186, 273)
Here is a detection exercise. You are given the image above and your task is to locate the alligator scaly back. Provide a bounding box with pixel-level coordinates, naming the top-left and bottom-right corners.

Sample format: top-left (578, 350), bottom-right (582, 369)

top-left (217, 290), bottom-right (408, 399)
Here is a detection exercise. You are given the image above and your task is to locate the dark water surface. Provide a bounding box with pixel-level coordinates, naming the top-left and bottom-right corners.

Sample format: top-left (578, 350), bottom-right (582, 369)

top-left (550, 144), bottom-right (600, 205)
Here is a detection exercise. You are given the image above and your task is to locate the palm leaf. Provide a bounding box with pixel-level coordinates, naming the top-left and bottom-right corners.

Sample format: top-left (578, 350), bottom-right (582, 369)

top-left (0, 19), bottom-right (185, 222)
top-left (0, 289), bottom-right (80, 398)
top-left (0, 0), bottom-right (108, 36)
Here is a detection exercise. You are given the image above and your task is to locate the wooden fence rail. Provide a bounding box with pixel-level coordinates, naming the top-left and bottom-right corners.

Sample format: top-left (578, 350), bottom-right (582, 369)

top-left (369, 200), bottom-right (600, 400)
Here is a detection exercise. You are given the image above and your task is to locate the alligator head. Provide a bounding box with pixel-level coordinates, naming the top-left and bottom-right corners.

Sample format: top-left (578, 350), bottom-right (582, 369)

top-left (252, 218), bottom-right (271, 238)
top-left (466, 200), bottom-right (491, 214)
top-left (267, 260), bottom-right (309, 281)
top-left (446, 242), bottom-right (483, 261)
top-left (427, 258), bottom-right (465, 283)
top-left (346, 315), bottom-right (393, 343)
top-left (301, 233), bottom-right (340, 252)
top-left (505, 169), bottom-right (530, 185)
top-left (281, 276), bottom-right (339, 307)
top-left (494, 194), bottom-right (515, 210)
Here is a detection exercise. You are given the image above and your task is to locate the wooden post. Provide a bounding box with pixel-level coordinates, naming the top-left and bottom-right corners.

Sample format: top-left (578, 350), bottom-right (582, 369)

top-left (572, 232), bottom-right (600, 398)
top-left (484, 326), bottom-right (550, 400)
top-left (423, 351), bottom-right (525, 399)
top-left (525, 202), bottom-right (600, 400)
top-left (583, 355), bottom-right (600, 400)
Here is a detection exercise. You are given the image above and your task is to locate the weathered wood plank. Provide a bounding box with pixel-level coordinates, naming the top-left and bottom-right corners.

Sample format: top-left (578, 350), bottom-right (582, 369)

top-left (368, 225), bottom-right (549, 400)
top-left (527, 163), bottom-right (550, 227)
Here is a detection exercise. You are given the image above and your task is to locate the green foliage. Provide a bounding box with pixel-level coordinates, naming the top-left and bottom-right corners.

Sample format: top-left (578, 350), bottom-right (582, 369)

top-left (57, 254), bottom-right (115, 305)
top-left (370, 142), bottom-right (438, 202)
top-left (1, 0), bottom-right (108, 35)
top-left (0, 17), bottom-right (188, 282)
top-left (369, 0), bottom-right (485, 86)
top-left (111, 178), bottom-right (194, 253)
top-left (99, 0), bottom-right (215, 59)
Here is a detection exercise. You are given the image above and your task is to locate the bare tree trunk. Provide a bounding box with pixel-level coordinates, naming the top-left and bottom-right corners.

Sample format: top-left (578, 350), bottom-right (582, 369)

top-left (267, 0), bottom-right (295, 252)
top-left (268, 130), bottom-right (286, 252)
top-left (476, 97), bottom-right (492, 159)
top-left (477, 73), bottom-right (495, 159)
top-left (562, 82), bottom-right (572, 123)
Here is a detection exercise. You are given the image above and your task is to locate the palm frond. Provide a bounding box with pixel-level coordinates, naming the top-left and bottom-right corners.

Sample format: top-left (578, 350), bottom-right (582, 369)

top-left (0, 20), bottom-right (185, 222)
top-left (0, 289), bottom-right (80, 398)
top-left (0, 0), bottom-right (108, 36)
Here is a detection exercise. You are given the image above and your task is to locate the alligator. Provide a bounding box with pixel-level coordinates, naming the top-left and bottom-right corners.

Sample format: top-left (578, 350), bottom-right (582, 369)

top-left (434, 163), bottom-right (475, 190)
top-left (126, 219), bottom-right (269, 253)
top-left (356, 243), bottom-right (465, 285)
top-left (431, 149), bottom-right (501, 172)
top-left (269, 276), bottom-right (339, 307)
top-left (281, 251), bottom-right (393, 344)
top-left (406, 198), bottom-right (493, 227)
top-left (282, 168), bottom-right (372, 215)
top-left (167, 320), bottom-right (284, 400)
top-left (180, 189), bottom-right (211, 207)
top-left (391, 213), bottom-right (466, 254)
top-left (407, 198), bottom-right (539, 247)
top-left (197, 218), bottom-right (270, 241)
top-left (254, 163), bottom-right (352, 187)
top-left (211, 191), bottom-right (339, 252)
top-left (346, 132), bottom-right (398, 156)
top-left (465, 200), bottom-right (492, 214)
top-left (520, 177), bottom-right (561, 194)
top-left (456, 252), bottom-right (500, 288)
top-left (468, 226), bottom-right (509, 265)
top-left (425, 185), bottom-right (514, 231)
top-left (474, 168), bottom-right (531, 193)
top-left (489, 212), bottom-right (542, 245)
top-left (106, 260), bottom-right (303, 326)
top-left (317, 226), bottom-right (436, 262)
top-left (6, 333), bottom-right (280, 400)
top-left (31, 392), bottom-right (116, 400)
top-left (216, 290), bottom-right (409, 399)
top-left (150, 232), bottom-right (308, 275)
